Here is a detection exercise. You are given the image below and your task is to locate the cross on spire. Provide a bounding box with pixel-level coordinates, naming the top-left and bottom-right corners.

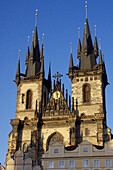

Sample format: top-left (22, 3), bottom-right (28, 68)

top-left (53, 72), bottom-right (63, 82)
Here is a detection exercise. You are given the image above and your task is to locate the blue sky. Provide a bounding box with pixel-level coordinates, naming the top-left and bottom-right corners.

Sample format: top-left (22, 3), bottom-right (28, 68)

top-left (0, 0), bottom-right (113, 166)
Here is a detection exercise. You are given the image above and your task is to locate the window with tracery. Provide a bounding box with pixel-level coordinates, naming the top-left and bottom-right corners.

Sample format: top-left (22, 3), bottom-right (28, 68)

top-left (26, 90), bottom-right (32, 109)
top-left (83, 84), bottom-right (90, 102)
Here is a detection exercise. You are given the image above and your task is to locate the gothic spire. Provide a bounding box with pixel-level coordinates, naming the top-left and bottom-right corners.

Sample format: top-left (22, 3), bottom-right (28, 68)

top-left (40, 34), bottom-right (45, 78)
top-left (30, 37), bottom-right (34, 64)
top-left (79, 2), bottom-right (96, 69)
top-left (77, 28), bottom-right (81, 60)
top-left (99, 48), bottom-right (102, 64)
top-left (15, 51), bottom-right (20, 86)
top-left (99, 40), bottom-right (102, 64)
top-left (40, 57), bottom-right (45, 78)
top-left (69, 44), bottom-right (74, 80)
top-left (25, 36), bottom-right (30, 66)
top-left (84, 22), bottom-right (88, 56)
top-left (94, 25), bottom-right (99, 58)
top-left (33, 9), bottom-right (40, 62)
top-left (40, 34), bottom-right (44, 63)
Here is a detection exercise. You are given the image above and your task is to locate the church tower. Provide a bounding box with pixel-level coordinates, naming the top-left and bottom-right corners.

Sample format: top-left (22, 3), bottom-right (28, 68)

top-left (6, 4), bottom-right (112, 168)
top-left (6, 11), bottom-right (51, 164)
top-left (68, 3), bottom-right (111, 146)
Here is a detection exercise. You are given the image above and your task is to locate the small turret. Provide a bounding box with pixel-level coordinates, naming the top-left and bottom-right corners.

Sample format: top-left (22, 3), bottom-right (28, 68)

top-left (77, 38), bottom-right (81, 60)
top-left (77, 28), bottom-right (81, 60)
top-left (25, 36), bottom-right (30, 66)
top-left (40, 57), bottom-right (45, 79)
top-left (30, 38), bottom-right (34, 64)
top-left (94, 25), bottom-right (99, 58)
top-left (15, 51), bottom-right (20, 86)
top-left (84, 22), bottom-right (88, 57)
top-left (40, 42), bottom-right (44, 63)
top-left (99, 48), bottom-right (102, 64)
top-left (40, 38), bottom-right (45, 79)
top-left (68, 44), bottom-right (74, 80)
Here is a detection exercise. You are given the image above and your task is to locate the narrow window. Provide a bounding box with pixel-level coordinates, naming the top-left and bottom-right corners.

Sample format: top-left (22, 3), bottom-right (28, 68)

top-left (83, 84), bottom-right (90, 102)
top-left (26, 90), bottom-right (32, 109)
top-left (81, 130), bottom-right (83, 136)
top-left (22, 94), bottom-right (25, 104)
top-left (85, 128), bottom-right (89, 136)
top-left (55, 103), bottom-right (57, 110)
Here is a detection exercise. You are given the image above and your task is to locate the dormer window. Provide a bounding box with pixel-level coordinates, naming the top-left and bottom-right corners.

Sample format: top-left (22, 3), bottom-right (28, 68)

top-left (83, 146), bottom-right (88, 152)
top-left (54, 148), bottom-right (59, 154)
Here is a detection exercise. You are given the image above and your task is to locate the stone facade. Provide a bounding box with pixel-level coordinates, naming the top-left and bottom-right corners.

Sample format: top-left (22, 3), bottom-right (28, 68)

top-left (5, 7), bottom-right (112, 170)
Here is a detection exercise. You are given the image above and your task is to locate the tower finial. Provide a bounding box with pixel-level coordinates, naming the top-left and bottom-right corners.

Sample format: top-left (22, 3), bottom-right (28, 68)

top-left (32, 31), bottom-right (34, 40)
top-left (42, 33), bottom-right (44, 44)
top-left (85, 22), bottom-right (87, 33)
top-left (70, 42), bottom-right (72, 54)
top-left (95, 25), bottom-right (96, 36)
top-left (85, 1), bottom-right (88, 19)
top-left (28, 36), bottom-right (30, 46)
top-left (18, 49), bottom-right (20, 60)
top-left (78, 27), bottom-right (80, 38)
top-left (35, 9), bottom-right (38, 27)
top-left (99, 38), bottom-right (101, 50)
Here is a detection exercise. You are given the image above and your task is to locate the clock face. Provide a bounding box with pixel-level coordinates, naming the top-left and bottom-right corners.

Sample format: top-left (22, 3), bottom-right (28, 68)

top-left (53, 91), bottom-right (60, 99)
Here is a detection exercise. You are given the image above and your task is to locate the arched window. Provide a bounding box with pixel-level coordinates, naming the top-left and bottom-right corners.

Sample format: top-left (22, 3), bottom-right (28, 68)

top-left (26, 90), bottom-right (32, 109)
top-left (23, 143), bottom-right (27, 152)
top-left (83, 84), bottom-right (90, 103)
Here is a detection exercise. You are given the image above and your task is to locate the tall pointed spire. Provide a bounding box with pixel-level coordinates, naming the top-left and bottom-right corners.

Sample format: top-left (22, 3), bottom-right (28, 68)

top-left (94, 25), bottom-right (99, 58)
top-left (99, 40), bottom-right (102, 64)
top-left (33, 9), bottom-right (40, 62)
top-left (26, 10), bottom-right (41, 77)
top-left (69, 43), bottom-right (73, 68)
top-left (30, 34), bottom-right (34, 64)
top-left (15, 50), bottom-right (20, 86)
top-left (77, 28), bottom-right (81, 60)
top-left (40, 33), bottom-right (45, 78)
top-left (84, 22), bottom-right (88, 56)
top-left (69, 43), bottom-right (74, 80)
top-left (80, 2), bottom-right (96, 69)
top-left (40, 34), bottom-right (44, 62)
top-left (25, 36), bottom-right (30, 66)
top-left (40, 57), bottom-right (45, 79)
